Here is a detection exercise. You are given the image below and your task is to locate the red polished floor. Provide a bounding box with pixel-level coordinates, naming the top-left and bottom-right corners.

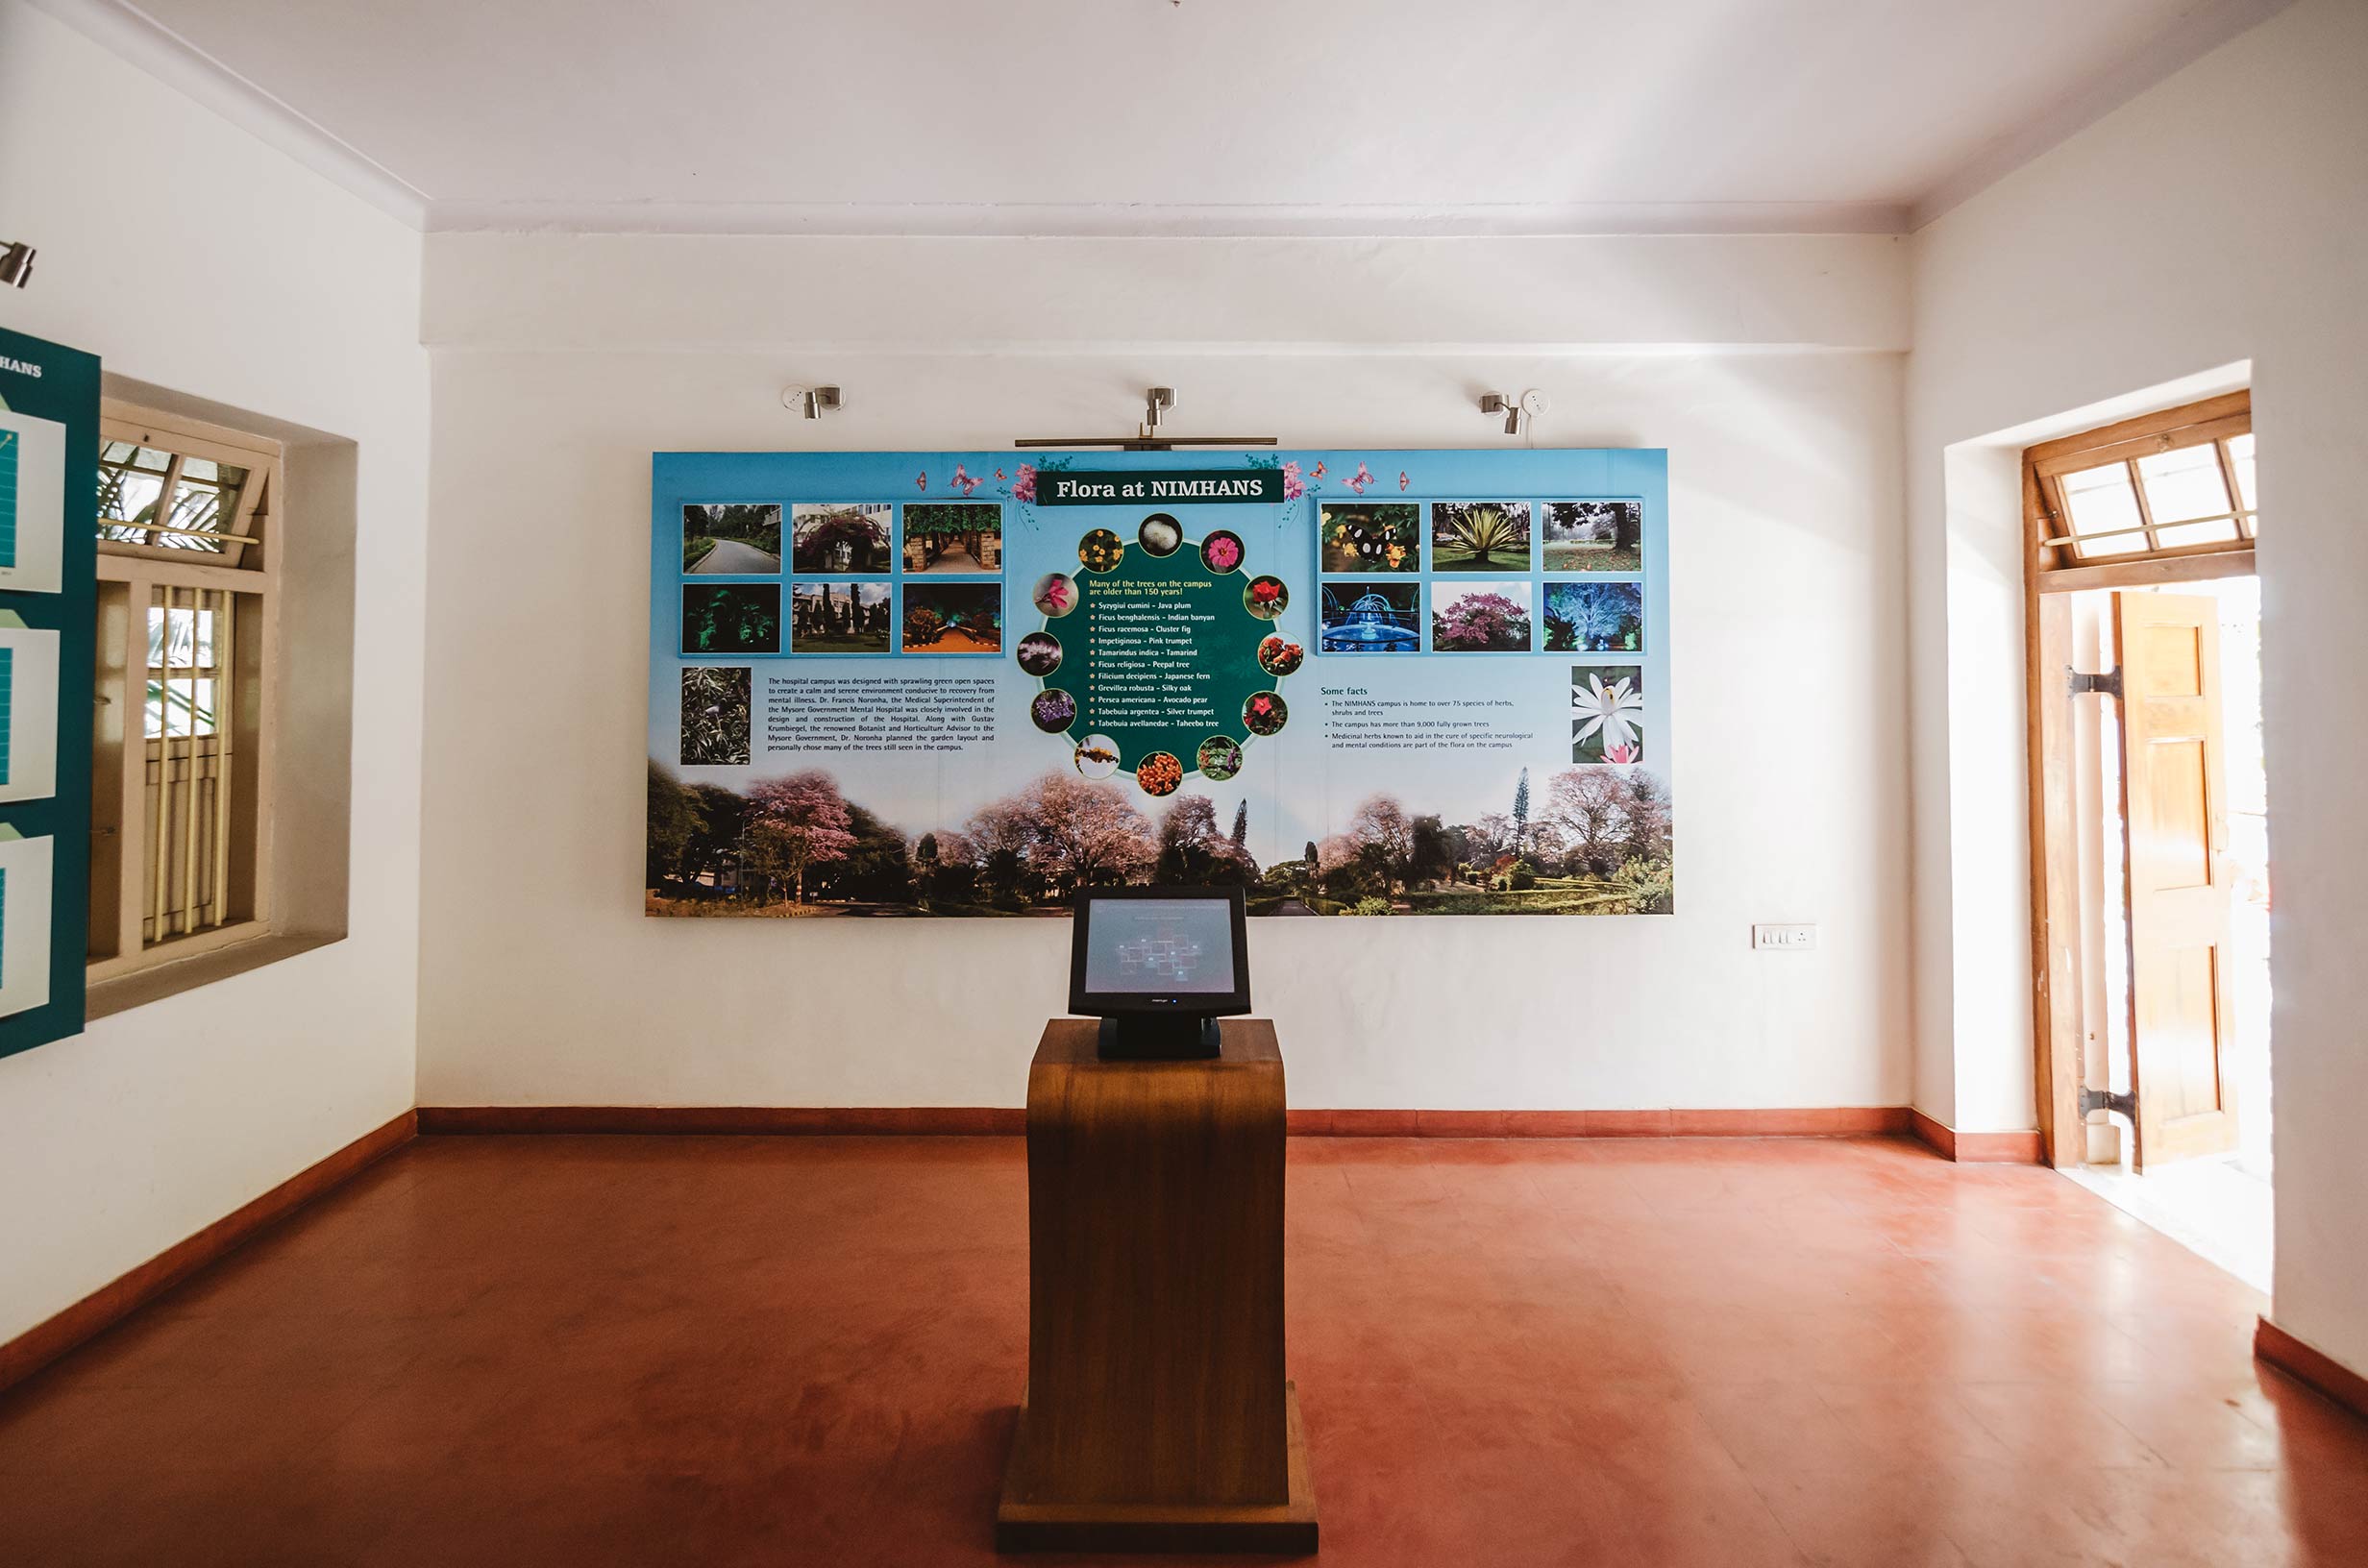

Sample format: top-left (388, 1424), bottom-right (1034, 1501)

top-left (2, 1133), bottom-right (2363, 1566)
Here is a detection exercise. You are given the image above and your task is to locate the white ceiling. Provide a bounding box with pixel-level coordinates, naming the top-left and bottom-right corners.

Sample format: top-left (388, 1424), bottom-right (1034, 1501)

top-left (62, 0), bottom-right (2291, 233)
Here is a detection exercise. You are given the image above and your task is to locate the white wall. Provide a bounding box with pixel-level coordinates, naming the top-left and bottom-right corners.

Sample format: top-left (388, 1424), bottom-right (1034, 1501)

top-left (1907, 0), bottom-right (2368, 1370)
top-left (0, 1), bottom-right (428, 1344)
top-left (415, 232), bottom-right (1912, 1114)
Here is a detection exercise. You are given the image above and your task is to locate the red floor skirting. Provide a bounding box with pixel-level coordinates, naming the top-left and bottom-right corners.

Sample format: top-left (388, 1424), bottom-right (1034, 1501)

top-left (417, 1104), bottom-right (1914, 1139)
top-left (1908, 1106), bottom-right (2045, 1163)
top-left (2256, 1316), bottom-right (2368, 1423)
top-left (0, 1109), bottom-right (416, 1397)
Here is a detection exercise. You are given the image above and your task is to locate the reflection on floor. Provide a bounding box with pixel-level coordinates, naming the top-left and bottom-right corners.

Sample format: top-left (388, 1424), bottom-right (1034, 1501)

top-left (1, 1133), bottom-right (2363, 1567)
top-left (2064, 1152), bottom-right (2275, 1293)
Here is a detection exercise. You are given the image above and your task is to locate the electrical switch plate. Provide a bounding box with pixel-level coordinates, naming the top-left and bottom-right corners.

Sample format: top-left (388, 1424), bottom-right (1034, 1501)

top-left (1753, 923), bottom-right (1817, 951)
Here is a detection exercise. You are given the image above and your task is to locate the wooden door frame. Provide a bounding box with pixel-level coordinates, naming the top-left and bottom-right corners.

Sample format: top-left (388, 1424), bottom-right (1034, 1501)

top-left (2023, 393), bottom-right (2253, 1168)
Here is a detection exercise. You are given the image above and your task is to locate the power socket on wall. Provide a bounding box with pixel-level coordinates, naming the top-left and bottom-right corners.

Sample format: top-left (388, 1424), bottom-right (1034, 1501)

top-left (1753, 923), bottom-right (1818, 951)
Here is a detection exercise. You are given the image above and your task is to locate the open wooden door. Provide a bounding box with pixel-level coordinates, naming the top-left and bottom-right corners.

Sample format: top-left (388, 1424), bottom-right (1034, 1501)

top-left (2113, 592), bottom-right (2238, 1168)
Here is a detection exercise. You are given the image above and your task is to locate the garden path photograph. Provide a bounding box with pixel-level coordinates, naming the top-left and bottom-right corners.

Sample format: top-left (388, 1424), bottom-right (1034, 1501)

top-left (902, 502), bottom-right (1002, 574)
top-left (682, 503), bottom-right (781, 574)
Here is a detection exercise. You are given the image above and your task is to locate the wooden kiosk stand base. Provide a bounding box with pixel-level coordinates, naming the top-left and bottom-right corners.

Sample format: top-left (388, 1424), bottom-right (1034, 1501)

top-left (997, 1017), bottom-right (1318, 1555)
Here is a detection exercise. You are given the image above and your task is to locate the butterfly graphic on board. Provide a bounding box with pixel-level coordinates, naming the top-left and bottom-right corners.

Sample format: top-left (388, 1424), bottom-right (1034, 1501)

top-left (915, 470), bottom-right (927, 491)
top-left (1398, 471), bottom-right (1410, 492)
top-left (950, 463), bottom-right (982, 496)
top-left (1311, 460), bottom-right (1326, 479)
top-left (1344, 461), bottom-right (1374, 494)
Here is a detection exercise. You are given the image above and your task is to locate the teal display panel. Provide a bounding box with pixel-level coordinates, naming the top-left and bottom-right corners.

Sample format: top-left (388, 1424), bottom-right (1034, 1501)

top-left (0, 326), bottom-right (98, 1058)
top-left (0, 424), bottom-right (18, 568)
top-left (648, 448), bottom-right (1671, 919)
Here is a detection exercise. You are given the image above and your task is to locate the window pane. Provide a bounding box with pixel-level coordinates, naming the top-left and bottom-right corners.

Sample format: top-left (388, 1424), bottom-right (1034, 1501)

top-left (96, 441), bottom-right (248, 553)
top-left (2136, 444), bottom-right (2230, 521)
top-left (2225, 432), bottom-right (2257, 520)
top-left (101, 457), bottom-right (167, 547)
top-left (2060, 462), bottom-right (2145, 556)
top-left (2138, 444), bottom-right (2237, 549)
top-left (159, 468), bottom-right (244, 553)
top-left (2154, 520), bottom-right (2240, 549)
top-left (143, 676), bottom-right (216, 738)
top-left (146, 606), bottom-right (218, 671)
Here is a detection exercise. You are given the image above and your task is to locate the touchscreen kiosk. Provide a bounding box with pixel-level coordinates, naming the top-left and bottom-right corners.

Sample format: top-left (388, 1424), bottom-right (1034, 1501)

top-left (1069, 887), bottom-right (1251, 1059)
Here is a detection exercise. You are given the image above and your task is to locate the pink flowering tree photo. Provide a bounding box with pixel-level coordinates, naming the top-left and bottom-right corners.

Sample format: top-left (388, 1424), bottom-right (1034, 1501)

top-left (745, 770), bottom-right (857, 903)
top-left (1431, 583), bottom-right (1533, 651)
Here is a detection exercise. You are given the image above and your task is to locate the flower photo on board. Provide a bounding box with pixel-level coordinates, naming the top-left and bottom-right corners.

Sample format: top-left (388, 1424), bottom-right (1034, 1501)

top-left (1571, 666), bottom-right (1645, 763)
top-left (1431, 582), bottom-right (1531, 652)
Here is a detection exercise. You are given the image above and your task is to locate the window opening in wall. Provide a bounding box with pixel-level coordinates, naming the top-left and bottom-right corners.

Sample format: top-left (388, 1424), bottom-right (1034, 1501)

top-left (86, 404), bottom-right (280, 982)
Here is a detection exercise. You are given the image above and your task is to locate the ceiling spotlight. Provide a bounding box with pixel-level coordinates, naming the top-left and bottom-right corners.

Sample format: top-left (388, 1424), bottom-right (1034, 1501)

top-left (1142, 386), bottom-right (1174, 438)
top-left (1479, 389), bottom-right (1548, 436)
top-left (780, 384), bottom-right (843, 420)
top-left (0, 242), bottom-right (35, 289)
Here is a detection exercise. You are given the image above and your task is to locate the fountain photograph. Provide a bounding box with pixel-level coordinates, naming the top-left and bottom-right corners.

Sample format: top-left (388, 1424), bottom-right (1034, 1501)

top-left (1320, 582), bottom-right (1420, 653)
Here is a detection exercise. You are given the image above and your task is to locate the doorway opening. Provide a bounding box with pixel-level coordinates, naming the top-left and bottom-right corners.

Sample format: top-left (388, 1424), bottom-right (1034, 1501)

top-left (2024, 392), bottom-right (2271, 1288)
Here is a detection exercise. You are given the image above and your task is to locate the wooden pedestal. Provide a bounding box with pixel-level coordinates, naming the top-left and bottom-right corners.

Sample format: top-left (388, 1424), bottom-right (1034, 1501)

top-left (998, 1017), bottom-right (1318, 1555)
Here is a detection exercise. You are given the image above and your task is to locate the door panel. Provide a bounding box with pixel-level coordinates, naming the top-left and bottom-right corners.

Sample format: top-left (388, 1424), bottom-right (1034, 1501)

top-left (2113, 593), bottom-right (2238, 1167)
top-left (2139, 738), bottom-right (2211, 891)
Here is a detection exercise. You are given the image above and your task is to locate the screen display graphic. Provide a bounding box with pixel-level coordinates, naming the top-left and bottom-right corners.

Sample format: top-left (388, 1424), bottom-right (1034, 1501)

top-left (1083, 897), bottom-right (1237, 994)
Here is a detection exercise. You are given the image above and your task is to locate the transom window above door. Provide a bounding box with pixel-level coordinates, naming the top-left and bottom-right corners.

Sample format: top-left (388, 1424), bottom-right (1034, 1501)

top-left (2029, 392), bottom-right (2254, 578)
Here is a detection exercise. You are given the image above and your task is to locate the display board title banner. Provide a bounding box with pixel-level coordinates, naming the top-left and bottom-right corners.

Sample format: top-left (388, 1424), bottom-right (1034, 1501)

top-left (1037, 469), bottom-right (1283, 506)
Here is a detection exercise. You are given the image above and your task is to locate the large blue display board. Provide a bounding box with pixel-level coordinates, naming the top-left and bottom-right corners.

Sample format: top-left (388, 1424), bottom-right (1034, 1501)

top-left (647, 448), bottom-right (1669, 917)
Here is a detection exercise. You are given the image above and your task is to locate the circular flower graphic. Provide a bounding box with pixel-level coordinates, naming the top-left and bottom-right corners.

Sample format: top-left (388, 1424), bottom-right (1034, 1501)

top-left (1031, 689), bottom-right (1077, 733)
top-left (1256, 634), bottom-right (1303, 677)
top-left (1073, 733), bottom-right (1120, 779)
top-left (1137, 512), bottom-right (1182, 557)
top-left (1032, 572), bottom-right (1078, 619)
top-left (1200, 529), bottom-right (1246, 576)
top-left (1196, 735), bottom-right (1243, 781)
top-left (1016, 630), bottom-right (1063, 676)
top-left (1244, 575), bottom-right (1289, 620)
top-left (1078, 528), bottom-right (1124, 573)
top-left (1244, 691), bottom-right (1289, 736)
top-left (1136, 751), bottom-right (1183, 796)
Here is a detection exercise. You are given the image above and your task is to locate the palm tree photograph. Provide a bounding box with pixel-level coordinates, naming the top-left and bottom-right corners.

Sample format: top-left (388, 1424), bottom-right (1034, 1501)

top-left (1431, 501), bottom-right (1532, 571)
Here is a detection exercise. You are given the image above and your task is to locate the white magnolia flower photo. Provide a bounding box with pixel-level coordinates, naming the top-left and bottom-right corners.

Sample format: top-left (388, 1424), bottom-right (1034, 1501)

top-left (1572, 669), bottom-right (1645, 762)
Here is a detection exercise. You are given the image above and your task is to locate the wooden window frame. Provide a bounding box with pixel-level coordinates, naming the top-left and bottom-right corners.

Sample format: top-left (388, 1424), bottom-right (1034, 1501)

top-left (2027, 390), bottom-right (2254, 590)
top-left (2023, 391), bottom-right (2253, 1167)
top-left (86, 401), bottom-right (283, 984)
